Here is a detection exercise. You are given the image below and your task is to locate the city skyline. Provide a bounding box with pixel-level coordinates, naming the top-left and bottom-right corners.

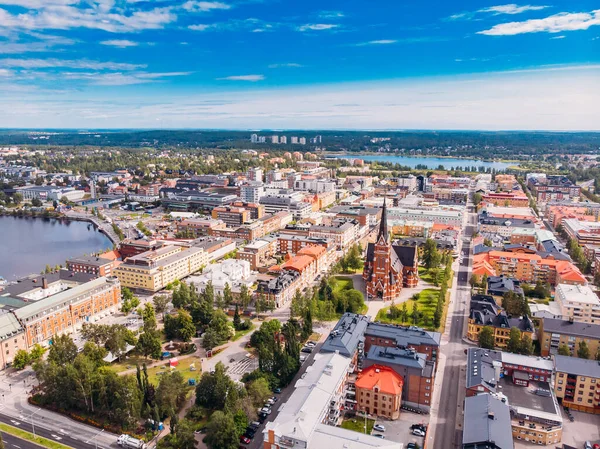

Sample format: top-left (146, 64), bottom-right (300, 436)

top-left (0, 0), bottom-right (599, 129)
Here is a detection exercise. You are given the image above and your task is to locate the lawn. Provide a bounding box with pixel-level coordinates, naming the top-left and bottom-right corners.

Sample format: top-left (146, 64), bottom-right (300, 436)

top-left (107, 354), bottom-right (155, 373)
top-left (418, 266), bottom-right (435, 284)
top-left (145, 357), bottom-right (202, 385)
top-left (341, 416), bottom-right (375, 435)
top-left (0, 422), bottom-right (72, 449)
top-left (375, 288), bottom-right (442, 330)
top-left (232, 322), bottom-right (256, 341)
top-left (331, 276), bottom-right (354, 294)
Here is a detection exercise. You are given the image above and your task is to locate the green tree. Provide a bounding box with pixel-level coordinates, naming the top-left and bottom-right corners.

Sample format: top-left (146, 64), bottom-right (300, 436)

top-left (142, 303), bottom-right (157, 333)
top-left (12, 349), bottom-right (30, 370)
top-left (153, 295), bottom-right (170, 320)
top-left (422, 238), bottom-right (441, 269)
top-left (205, 411), bottom-right (239, 449)
top-left (48, 334), bottom-right (78, 365)
top-left (478, 326), bottom-right (495, 349)
top-left (433, 297), bottom-right (443, 329)
top-left (31, 198), bottom-right (43, 207)
top-left (557, 344), bottom-right (571, 356)
top-left (577, 340), bottom-right (590, 359)
top-left (137, 330), bottom-right (162, 359)
top-left (246, 378), bottom-right (271, 407)
top-left (519, 335), bottom-right (534, 355)
top-left (239, 284), bottom-right (251, 309)
top-left (12, 193), bottom-right (22, 205)
top-left (178, 310), bottom-right (196, 342)
top-left (233, 304), bottom-right (241, 331)
top-left (223, 283), bottom-right (233, 307)
top-left (411, 300), bottom-right (419, 325)
top-left (473, 192), bottom-right (482, 205)
top-left (507, 327), bottom-right (522, 353)
top-left (156, 371), bottom-right (188, 417)
top-left (401, 302), bottom-right (408, 323)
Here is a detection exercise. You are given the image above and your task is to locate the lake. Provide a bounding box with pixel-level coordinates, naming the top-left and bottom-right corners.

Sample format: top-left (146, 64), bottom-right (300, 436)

top-left (0, 216), bottom-right (113, 281)
top-left (333, 154), bottom-right (515, 170)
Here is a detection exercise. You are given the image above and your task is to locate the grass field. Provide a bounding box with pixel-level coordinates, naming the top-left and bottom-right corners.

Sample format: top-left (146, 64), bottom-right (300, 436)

top-left (375, 288), bottom-right (442, 330)
top-left (341, 417), bottom-right (375, 435)
top-left (145, 358), bottom-right (202, 385)
top-left (233, 322), bottom-right (255, 341)
top-left (418, 266), bottom-right (435, 284)
top-left (0, 422), bottom-right (72, 449)
top-left (107, 355), bottom-right (154, 373)
top-left (331, 276), bottom-right (354, 294)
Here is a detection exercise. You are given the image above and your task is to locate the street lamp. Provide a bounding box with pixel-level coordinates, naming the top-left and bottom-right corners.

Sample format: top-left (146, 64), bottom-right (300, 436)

top-left (86, 428), bottom-right (105, 449)
top-left (29, 407), bottom-right (42, 438)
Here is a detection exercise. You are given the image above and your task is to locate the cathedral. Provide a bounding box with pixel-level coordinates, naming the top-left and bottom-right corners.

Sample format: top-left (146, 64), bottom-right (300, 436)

top-left (363, 200), bottom-right (419, 301)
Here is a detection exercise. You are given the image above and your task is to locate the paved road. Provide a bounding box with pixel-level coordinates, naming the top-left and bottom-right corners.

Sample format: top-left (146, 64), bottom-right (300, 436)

top-left (1, 432), bottom-right (43, 449)
top-left (432, 203), bottom-right (476, 449)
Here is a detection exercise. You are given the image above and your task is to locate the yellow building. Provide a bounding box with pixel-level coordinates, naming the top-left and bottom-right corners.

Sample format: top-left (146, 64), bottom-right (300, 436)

top-left (114, 245), bottom-right (208, 292)
top-left (539, 318), bottom-right (600, 358)
top-left (554, 355), bottom-right (600, 414)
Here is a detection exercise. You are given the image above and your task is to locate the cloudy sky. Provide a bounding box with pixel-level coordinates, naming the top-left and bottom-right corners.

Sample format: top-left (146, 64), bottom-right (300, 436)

top-left (0, 0), bottom-right (599, 130)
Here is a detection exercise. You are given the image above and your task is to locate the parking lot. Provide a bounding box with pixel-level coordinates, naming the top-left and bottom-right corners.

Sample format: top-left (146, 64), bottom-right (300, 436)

top-left (371, 410), bottom-right (430, 447)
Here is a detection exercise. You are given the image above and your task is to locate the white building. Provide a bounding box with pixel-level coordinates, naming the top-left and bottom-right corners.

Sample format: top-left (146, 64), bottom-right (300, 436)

top-left (555, 284), bottom-right (600, 324)
top-left (290, 136), bottom-right (299, 144)
top-left (188, 259), bottom-right (255, 296)
top-left (294, 179), bottom-right (336, 193)
top-left (240, 182), bottom-right (265, 203)
top-left (250, 134), bottom-right (258, 143)
top-left (299, 137), bottom-right (306, 145)
top-left (280, 136), bottom-right (287, 144)
top-left (247, 167), bottom-right (263, 183)
top-left (271, 135), bottom-right (279, 144)
top-left (387, 207), bottom-right (464, 227)
top-left (263, 352), bottom-right (401, 449)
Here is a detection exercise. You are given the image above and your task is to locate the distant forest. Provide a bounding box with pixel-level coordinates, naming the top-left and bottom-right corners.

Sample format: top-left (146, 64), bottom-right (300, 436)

top-left (1, 129), bottom-right (599, 156)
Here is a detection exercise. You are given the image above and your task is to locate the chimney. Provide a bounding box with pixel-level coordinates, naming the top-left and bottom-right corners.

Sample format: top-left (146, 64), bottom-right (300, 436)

top-left (42, 277), bottom-right (48, 289)
top-left (488, 412), bottom-right (495, 420)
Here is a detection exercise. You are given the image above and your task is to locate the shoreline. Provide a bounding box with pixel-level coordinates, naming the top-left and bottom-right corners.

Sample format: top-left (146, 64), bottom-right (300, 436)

top-left (326, 152), bottom-right (520, 164)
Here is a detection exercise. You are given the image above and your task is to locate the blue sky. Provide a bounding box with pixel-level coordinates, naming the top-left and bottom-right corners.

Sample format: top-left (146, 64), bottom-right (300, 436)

top-left (0, 0), bottom-right (599, 130)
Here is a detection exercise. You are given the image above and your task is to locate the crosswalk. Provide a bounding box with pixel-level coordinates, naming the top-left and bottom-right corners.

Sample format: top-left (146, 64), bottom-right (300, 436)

top-left (228, 357), bottom-right (258, 376)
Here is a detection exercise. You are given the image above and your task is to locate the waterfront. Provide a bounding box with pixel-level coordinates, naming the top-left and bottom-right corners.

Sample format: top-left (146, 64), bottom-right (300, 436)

top-left (333, 154), bottom-right (515, 170)
top-left (0, 216), bottom-right (113, 281)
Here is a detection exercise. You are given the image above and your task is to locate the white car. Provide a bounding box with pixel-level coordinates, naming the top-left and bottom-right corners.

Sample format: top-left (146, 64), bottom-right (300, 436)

top-left (260, 407), bottom-right (271, 415)
top-left (373, 424), bottom-right (385, 432)
top-left (412, 428), bottom-right (426, 437)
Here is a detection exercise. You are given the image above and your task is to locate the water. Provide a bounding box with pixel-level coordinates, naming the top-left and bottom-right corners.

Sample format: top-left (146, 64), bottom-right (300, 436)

top-left (0, 216), bottom-right (113, 280)
top-left (333, 154), bottom-right (515, 170)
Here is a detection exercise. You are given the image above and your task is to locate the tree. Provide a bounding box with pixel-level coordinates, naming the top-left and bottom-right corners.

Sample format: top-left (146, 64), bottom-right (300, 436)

top-left (478, 326), bottom-right (495, 349)
top-left (233, 304), bottom-right (241, 331)
top-left (196, 362), bottom-right (235, 410)
top-left (483, 238), bottom-right (493, 247)
top-left (422, 238), bottom-right (441, 269)
top-left (205, 411), bottom-right (239, 449)
top-left (411, 300), bottom-right (419, 325)
top-left (557, 344), bottom-right (571, 356)
top-left (401, 302), bottom-right (408, 323)
top-left (239, 284), bottom-right (251, 309)
top-left (178, 310), bottom-right (196, 342)
top-left (31, 198), bottom-right (43, 207)
top-left (433, 297), bottom-right (443, 329)
top-left (153, 295), bottom-right (170, 320)
top-left (141, 303), bottom-right (157, 333)
top-left (473, 192), bottom-right (482, 205)
top-left (507, 327), bottom-right (522, 353)
top-left (48, 334), bottom-right (78, 365)
top-left (0, 433), bottom-right (4, 449)
top-left (137, 331), bottom-right (162, 359)
top-left (223, 283), bottom-right (233, 308)
top-left (577, 340), bottom-right (590, 359)
top-left (519, 335), bottom-right (533, 355)
top-left (302, 308), bottom-right (313, 340)
top-left (13, 349), bottom-right (31, 370)
top-left (12, 193), bottom-right (22, 205)
top-left (246, 378), bottom-right (271, 407)
top-left (156, 371), bottom-right (188, 417)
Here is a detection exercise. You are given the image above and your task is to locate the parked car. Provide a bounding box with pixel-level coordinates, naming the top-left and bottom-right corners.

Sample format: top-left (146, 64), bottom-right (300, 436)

top-left (373, 424), bottom-right (385, 432)
top-left (301, 347), bottom-right (313, 353)
top-left (266, 399), bottom-right (275, 406)
top-left (583, 442), bottom-right (592, 449)
top-left (592, 444), bottom-right (600, 449)
top-left (240, 435), bottom-right (251, 444)
top-left (407, 444), bottom-right (417, 449)
top-left (305, 341), bottom-right (316, 347)
top-left (410, 424), bottom-right (427, 432)
top-left (260, 407), bottom-right (271, 415)
top-left (274, 388), bottom-right (282, 394)
top-left (243, 430), bottom-right (255, 439)
top-left (258, 413), bottom-right (267, 422)
top-left (412, 429), bottom-right (426, 437)
top-left (270, 396), bottom-right (278, 403)
top-left (250, 422), bottom-right (260, 429)
top-left (373, 434), bottom-right (385, 439)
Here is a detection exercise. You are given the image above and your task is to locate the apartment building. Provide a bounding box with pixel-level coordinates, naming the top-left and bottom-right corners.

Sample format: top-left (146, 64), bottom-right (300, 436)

top-left (256, 270), bottom-right (301, 308)
top-left (472, 251), bottom-right (586, 286)
top-left (66, 255), bottom-right (116, 277)
top-left (277, 234), bottom-right (331, 255)
top-left (329, 205), bottom-right (382, 227)
top-left (355, 365), bottom-right (404, 420)
top-left (188, 259), bottom-right (255, 296)
top-left (363, 322), bottom-right (441, 361)
top-left (562, 218), bottom-right (600, 246)
top-left (237, 238), bottom-right (278, 270)
top-left (527, 175), bottom-right (581, 204)
top-left (240, 181), bottom-right (265, 203)
top-left (177, 218), bottom-right (227, 237)
top-left (309, 218), bottom-right (359, 250)
top-left (0, 314), bottom-right (27, 369)
top-left (211, 205), bottom-right (250, 227)
top-left (478, 214), bottom-right (535, 238)
top-left (546, 204), bottom-right (599, 229)
top-left (554, 284), bottom-right (600, 324)
top-left (495, 174), bottom-right (518, 192)
top-left (114, 245), bottom-right (208, 292)
top-left (481, 192), bottom-right (529, 208)
top-left (463, 394), bottom-right (514, 449)
top-left (553, 355), bottom-right (600, 414)
top-left (465, 348), bottom-right (562, 446)
top-left (539, 318), bottom-right (600, 358)
top-left (387, 206), bottom-right (463, 226)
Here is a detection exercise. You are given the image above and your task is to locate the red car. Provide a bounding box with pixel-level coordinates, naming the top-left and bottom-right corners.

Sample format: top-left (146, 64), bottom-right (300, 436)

top-left (593, 444), bottom-right (600, 449)
top-left (240, 435), bottom-right (251, 444)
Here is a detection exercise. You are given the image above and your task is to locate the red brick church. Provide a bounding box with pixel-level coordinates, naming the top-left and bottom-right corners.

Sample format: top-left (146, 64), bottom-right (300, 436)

top-left (363, 200), bottom-right (419, 301)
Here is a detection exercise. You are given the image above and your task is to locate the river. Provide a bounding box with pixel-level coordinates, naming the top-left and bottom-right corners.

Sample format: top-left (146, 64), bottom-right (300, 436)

top-left (0, 216), bottom-right (113, 281)
top-left (332, 154), bottom-right (515, 170)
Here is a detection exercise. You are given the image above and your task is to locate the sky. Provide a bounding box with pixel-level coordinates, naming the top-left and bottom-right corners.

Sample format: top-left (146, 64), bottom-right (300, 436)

top-left (0, 0), bottom-right (599, 130)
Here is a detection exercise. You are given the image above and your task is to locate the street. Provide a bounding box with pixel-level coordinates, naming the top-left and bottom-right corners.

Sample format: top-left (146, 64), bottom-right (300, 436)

top-left (430, 202), bottom-right (476, 449)
top-left (1, 432), bottom-right (44, 449)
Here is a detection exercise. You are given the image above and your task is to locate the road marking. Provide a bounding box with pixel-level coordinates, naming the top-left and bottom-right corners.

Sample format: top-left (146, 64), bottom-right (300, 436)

top-left (12, 445), bottom-right (21, 449)
top-left (10, 420), bottom-right (20, 425)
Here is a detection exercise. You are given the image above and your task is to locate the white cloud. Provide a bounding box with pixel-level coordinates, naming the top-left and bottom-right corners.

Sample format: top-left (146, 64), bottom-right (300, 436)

top-left (297, 23), bottom-right (338, 32)
top-left (356, 39), bottom-right (397, 46)
top-left (268, 63), bottom-right (303, 68)
top-left (449, 4), bottom-right (549, 20)
top-left (318, 11), bottom-right (344, 19)
top-left (100, 39), bottom-right (139, 48)
top-left (550, 35), bottom-right (565, 39)
top-left (188, 18), bottom-right (274, 32)
top-left (0, 4), bottom-right (176, 33)
top-left (182, 1), bottom-right (231, 12)
top-left (478, 10), bottom-right (600, 35)
top-left (188, 24), bottom-right (211, 31)
top-left (0, 58), bottom-right (146, 70)
top-left (217, 74), bottom-right (264, 81)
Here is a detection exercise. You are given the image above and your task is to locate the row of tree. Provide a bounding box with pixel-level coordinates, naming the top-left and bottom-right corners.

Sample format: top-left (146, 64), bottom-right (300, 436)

top-left (477, 326), bottom-right (534, 355)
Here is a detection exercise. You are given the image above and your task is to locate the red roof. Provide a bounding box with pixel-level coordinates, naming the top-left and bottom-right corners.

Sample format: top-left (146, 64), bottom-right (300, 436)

top-left (355, 365), bottom-right (403, 396)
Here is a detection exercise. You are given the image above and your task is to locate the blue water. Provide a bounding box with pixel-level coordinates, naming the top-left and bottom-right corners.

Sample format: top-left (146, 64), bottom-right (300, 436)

top-left (333, 154), bottom-right (514, 170)
top-left (0, 216), bottom-right (113, 280)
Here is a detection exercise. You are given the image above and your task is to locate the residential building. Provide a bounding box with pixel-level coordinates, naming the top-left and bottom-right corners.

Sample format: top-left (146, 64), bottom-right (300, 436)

top-left (114, 245), bottom-right (208, 292)
top-left (66, 255), bottom-right (116, 277)
top-left (562, 218), bottom-right (600, 246)
top-left (211, 205), bottom-right (251, 227)
top-left (462, 393), bottom-right (514, 449)
top-left (247, 167), bottom-right (263, 183)
top-left (250, 133), bottom-right (258, 143)
top-left (486, 275), bottom-right (524, 300)
top-left (0, 314), bottom-right (27, 369)
top-left (263, 352), bottom-right (401, 449)
top-left (539, 318), bottom-right (600, 357)
top-left (320, 313), bottom-right (369, 359)
top-left (237, 238), bottom-right (278, 270)
top-left (260, 190), bottom-right (312, 219)
top-left (387, 206), bottom-right (463, 226)
top-left (478, 214), bottom-right (536, 237)
top-left (240, 182), bottom-right (265, 203)
top-left (191, 237), bottom-right (236, 262)
top-left (554, 283), bottom-right (600, 324)
top-left (256, 271), bottom-right (301, 308)
top-left (329, 205), bottom-right (382, 227)
top-left (527, 175), bottom-right (581, 204)
top-left (309, 218), bottom-right (359, 250)
top-left (355, 365), bottom-right (404, 420)
top-left (188, 259), bottom-right (255, 296)
top-left (293, 178), bottom-right (336, 193)
top-left (271, 135), bottom-right (279, 144)
top-left (389, 219), bottom-right (434, 238)
top-left (277, 234), bottom-right (331, 255)
top-left (465, 348), bottom-right (562, 446)
top-left (481, 192), bottom-right (529, 208)
top-left (177, 218), bottom-right (227, 237)
top-left (280, 245), bottom-right (330, 288)
top-left (279, 136), bottom-right (287, 144)
top-left (553, 355), bottom-right (600, 414)
top-left (363, 322), bottom-right (441, 362)
top-left (495, 174), bottom-right (518, 192)
top-left (118, 239), bottom-right (164, 259)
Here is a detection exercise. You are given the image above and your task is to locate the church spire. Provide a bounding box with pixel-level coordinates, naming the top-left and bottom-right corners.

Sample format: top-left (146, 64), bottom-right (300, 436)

top-left (377, 197), bottom-right (389, 243)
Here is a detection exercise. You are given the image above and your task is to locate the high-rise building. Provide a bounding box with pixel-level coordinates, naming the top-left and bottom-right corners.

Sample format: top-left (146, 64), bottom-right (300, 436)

top-left (316, 135), bottom-right (322, 143)
top-left (247, 167), bottom-right (263, 183)
top-left (258, 136), bottom-right (266, 143)
top-left (279, 135), bottom-right (287, 144)
top-left (240, 181), bottom-right (265, 203)
top-left (299, 137), bottom-right (306, 145)
top-left (250, 133), bottom-right (258, 143)
top-left (290, 136), bottom-right (298, 144)
top-left (271, 135), bottom-right (279, 144)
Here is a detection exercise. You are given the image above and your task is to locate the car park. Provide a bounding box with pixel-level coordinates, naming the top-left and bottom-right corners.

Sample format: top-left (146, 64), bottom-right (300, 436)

top-left (412, 429), bottom-right (425, 437)
top-left (373, 424), bottom-right (385, 432)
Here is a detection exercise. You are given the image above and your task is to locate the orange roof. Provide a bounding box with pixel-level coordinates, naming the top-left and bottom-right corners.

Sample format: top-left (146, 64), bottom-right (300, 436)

top-left (297, 245), bottom-right (326, 258)
top-left (472, 260), bottom-right (497, 277)
top-left (355, 365), bottom-right (403, 396)
top-left (432, 223), bottom-right (459, 231)
top-left (281, 255), bottom-right (314, 272)
top-left (99, 249), bottom-right (120, 261)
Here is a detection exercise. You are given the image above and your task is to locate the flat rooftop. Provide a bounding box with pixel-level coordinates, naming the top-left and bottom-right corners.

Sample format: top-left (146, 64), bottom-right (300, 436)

top-left (499, 378), bottom-right (559, 417)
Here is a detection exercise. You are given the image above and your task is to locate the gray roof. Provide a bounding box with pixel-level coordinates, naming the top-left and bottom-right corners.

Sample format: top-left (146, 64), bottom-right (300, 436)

top-left (466, 348), bottom-right (503, 392)
top-left (67, 255), bottom-right (113, 267)
top-left (1, 270), bottom-right (95, 299)
top-left (463, 394), bottom-right (514, 449)
top-left (0, 313), bottom-right (24, 340)
top-left (542, 318), bottom-right (600, 339)
top-left (320, 313), bottom-right (369, 358)
top-left (554, 355), bottom-right (600, 378)
top-left (366, 322), bottom-right (441, 347)
top-left (365, 345), bottom-right (426, 370)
